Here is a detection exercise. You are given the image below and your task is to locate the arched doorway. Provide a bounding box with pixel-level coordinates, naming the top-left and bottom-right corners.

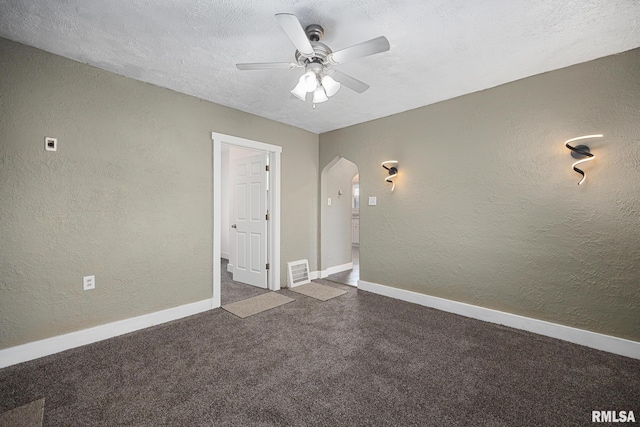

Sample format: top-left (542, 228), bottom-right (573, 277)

top-left (320, 156), bottom-right (359, 286)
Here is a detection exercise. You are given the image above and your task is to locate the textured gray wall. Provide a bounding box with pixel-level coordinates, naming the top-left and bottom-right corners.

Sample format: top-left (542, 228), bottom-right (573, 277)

top-left (320, 48), bottom-right (640, 341)
top-left (0, 38), bottom-right (318, 349)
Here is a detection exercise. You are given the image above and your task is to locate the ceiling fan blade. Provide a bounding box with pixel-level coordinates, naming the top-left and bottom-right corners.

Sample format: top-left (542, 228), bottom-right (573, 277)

top-left (236, 62), bottom-right (299, 70)
top-left (328, 36), bottom-right (390, 64)
top-left (275, 13), bottom-right (314, 58)
top-left (329, 70), bottom-right (370, 93)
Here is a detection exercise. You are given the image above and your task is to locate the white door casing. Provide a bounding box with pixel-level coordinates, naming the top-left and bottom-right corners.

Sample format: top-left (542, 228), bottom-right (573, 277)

top-left (212, 132), bottom-right (281, 309)
top-left (232, 153), bottom-right (268, 288)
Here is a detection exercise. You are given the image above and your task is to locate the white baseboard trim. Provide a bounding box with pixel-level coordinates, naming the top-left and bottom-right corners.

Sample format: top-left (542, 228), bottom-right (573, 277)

top-left (221, 251), bottom-right (230, 260)
top-left (227, 263), bottom-right (233, 273)
top-left (320, 262), bottom-right (353, 279)
top-left (358, 280), bottom-right (640, 360)
top-left (0, 299), bottom-right (213, 369)
top-left (309, 262), bottom-right (353, 281)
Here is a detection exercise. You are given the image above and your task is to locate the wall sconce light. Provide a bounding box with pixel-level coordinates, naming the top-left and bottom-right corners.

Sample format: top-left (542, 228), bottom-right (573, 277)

top-left (565, 134), bottom-right (601, 185)
top-left (381, 160), bottom-right (398, 191)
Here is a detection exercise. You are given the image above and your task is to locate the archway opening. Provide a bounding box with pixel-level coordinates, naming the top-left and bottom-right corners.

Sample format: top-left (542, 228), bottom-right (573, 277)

top-left (320, 156), bottom-right (359, 286)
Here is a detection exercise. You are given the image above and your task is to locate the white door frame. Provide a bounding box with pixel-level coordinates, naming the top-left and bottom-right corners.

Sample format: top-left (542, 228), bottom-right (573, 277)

top-left (212, 132), bottom-right (282, 308)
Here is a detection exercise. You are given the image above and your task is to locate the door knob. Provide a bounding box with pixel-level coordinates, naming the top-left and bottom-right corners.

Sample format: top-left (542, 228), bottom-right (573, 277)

top-left (231, 224), bottom-right (237, 229)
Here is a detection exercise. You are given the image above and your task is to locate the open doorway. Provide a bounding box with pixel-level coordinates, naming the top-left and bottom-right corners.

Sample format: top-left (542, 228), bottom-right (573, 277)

top-left (320, 157), bottom-right (359, 287)
top-left (212, 132), bottom-right (282, 309)
top-left (326, 173), bottom-right (359, 286)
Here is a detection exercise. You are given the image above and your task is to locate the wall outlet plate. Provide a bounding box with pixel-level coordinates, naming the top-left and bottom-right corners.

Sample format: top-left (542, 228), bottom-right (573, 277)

top-left (45, 137), bottom-right (57, 152)
top-left (83, 275), bottom-right (95, 290)
top-left (368, 196), bottom-right (377, 206)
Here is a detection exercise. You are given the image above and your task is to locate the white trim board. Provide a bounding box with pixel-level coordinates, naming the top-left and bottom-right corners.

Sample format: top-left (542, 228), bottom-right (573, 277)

top-left (358, 280), bottom-right (640, 360)
top-left (307, 263), bottom-right (356, 287)
top-left (0, 299), bottom-right (212, 369)
top-left (320, 262), bottom-right (353, 279)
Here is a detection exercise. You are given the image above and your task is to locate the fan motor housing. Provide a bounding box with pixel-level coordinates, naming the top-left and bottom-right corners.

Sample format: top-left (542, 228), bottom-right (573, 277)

top-left (295, 42), bottom-right (332, 65)
top-left (293, 24), bottom-right (332, 65)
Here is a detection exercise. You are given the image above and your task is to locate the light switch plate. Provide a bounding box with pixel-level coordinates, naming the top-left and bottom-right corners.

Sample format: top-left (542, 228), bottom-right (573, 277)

top-left (45, 137), bottom-right (57, 152)
top-left (327, 197), bottom-right (332, 206)
top-left (368, 196), bottom-right (377, 206)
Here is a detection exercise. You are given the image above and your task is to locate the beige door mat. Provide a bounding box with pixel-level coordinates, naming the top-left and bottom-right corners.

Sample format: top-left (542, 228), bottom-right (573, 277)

top-left (290, 282), bottom-right (347, 301)
top-left (222, 292), bottom-right (294, 318)
top-left (0, 398), bottom-right (45, 427)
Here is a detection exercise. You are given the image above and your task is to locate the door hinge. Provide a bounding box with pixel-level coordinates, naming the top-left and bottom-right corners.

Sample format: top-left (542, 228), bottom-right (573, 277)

top-left (266, 263), bottom-right (270, 270)
top-left (266, 213), bottom-right (270, 221)
top-left (265, 165), bottom-right (270, 172)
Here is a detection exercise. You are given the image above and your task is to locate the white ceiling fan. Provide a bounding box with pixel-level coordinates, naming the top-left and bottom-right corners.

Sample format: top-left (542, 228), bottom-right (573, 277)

top-left (236, 13), bottom-right (390, 104)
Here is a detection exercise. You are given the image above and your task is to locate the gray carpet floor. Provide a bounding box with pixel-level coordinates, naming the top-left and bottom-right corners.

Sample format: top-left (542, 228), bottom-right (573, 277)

top-left (1, 278), bottom-right (639, 426)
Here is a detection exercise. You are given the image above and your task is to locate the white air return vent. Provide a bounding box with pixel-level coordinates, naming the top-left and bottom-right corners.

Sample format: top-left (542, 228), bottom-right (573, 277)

top-left (287, 259), bottom-right (311, 288)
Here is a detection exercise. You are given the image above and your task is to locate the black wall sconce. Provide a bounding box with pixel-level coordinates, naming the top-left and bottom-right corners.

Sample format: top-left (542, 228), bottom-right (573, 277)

top-left (381, 160), bottom-right (398, 191)
top-left (565, 134), bottom-right (601, 185)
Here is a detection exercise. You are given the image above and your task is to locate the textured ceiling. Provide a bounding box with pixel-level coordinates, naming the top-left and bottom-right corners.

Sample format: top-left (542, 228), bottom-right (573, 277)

top-left (1, 0), bottom-right (639, 134)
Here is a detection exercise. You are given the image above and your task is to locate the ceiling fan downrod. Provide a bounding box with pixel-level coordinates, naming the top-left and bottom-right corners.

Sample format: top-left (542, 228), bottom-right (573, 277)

top-left (305, 24), bottom-right (324, 42)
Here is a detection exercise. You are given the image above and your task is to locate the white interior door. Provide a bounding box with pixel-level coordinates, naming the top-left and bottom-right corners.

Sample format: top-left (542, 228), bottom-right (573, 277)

top-left (232, 153), bottom-right (268, 288)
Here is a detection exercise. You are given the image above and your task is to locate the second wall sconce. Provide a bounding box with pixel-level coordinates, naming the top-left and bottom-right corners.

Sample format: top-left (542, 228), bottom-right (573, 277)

top-left (565, 134), bottom-right (602, 185)
top-left (381, 160), bottom-right (398, 191)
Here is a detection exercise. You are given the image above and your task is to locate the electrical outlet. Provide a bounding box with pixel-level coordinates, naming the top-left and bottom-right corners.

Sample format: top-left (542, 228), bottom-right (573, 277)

top-left (368, 196), bottom-right (377, 206)
top-left (45, 137), bottom-right (57, 152)
top-left (83, 275), bottom-right (95, 290)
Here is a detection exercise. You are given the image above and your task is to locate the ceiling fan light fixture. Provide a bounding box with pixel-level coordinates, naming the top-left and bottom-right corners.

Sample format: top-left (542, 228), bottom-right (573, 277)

top-left (312, 85), bottom-right (329, 103)
top-left (321, 75), bottom-right (341, 97)
top-left (301, 70), bottom-right (319, 92)
top-left (291, 80), bottom-right (308, 101)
